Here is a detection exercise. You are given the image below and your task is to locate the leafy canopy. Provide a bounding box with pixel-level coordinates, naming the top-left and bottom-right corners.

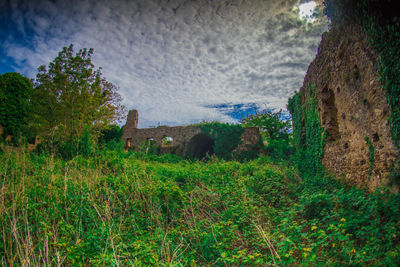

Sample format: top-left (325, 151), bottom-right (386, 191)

top-left (31, 44), bottom-right (125, 142)
top-left (0, 72), bottom-right (33, 141)
top-left (241, 109), bottom-right (291, 141)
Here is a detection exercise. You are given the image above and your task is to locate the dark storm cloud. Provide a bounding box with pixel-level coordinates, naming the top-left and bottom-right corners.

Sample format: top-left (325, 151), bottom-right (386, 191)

top-left (1, 0), bottom-right (328, 127)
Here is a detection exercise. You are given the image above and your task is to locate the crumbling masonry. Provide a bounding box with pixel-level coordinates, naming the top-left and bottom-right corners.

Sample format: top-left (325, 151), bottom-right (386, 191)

top-left (122, 110), bottom-right (262, 158)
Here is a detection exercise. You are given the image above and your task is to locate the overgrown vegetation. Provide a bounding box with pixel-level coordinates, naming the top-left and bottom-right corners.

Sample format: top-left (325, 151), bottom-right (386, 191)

top-left (324, 0), bottom-right (400, 184)
top-left (1, 3), bottom-right (400, 264)
top-left (1, 147), bottom-right (399, 265)
top-left (30, 44), bottom-right (125, 157)
top-left (288, 84), bottom-right (325, 177)
top-left (241, 109), bottom-right (291, 141)
top-left (241, 109), bottom-right (294, 160)
top-left (0, 72), bottom-right (33, 143)
top-left (198, 122), bottom-right (244, 160)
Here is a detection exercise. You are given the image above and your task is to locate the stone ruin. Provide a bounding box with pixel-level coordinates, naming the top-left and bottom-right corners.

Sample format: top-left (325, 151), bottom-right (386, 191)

top-left (122, 109), bottom-right (262, 159)
top-left (299, 24), bottom-right (398, 191)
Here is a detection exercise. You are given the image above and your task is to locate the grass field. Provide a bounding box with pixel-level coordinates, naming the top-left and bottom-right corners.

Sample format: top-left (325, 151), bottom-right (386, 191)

top-left (1, 147), bottom-right (400, 266)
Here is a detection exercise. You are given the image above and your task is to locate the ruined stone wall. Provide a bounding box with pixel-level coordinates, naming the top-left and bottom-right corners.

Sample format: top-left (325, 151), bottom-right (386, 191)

top-left (300, 24), bottom-right (398, 190)
top-left (233, 127), bottom-right (262, 154)
top-left (122, 110), bottom-right (262, 158)
top-left (123, 125), bottom-right (202, 155)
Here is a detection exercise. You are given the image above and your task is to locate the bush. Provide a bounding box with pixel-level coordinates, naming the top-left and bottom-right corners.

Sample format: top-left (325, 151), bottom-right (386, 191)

top-left (99, 125), bottom-right (122, 146)
top-left (303, 192), bottom-right (333, 219)
top-left (265, 139), bottom-right (295, 160)
top-left (198, 122), bottom-right (244, 160)
top-left (35, 126), bottom-right (95, 159)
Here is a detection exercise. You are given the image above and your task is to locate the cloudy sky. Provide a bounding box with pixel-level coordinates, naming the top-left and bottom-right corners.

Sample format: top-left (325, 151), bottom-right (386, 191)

top-left (0, 0), bottom-right (328, 128)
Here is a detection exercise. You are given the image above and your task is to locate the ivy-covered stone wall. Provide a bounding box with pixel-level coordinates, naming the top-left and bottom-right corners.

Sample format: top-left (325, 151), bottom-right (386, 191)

top-left (289, 0), bottom-right (399, 191)
top-left (122, 110), bottom-right (262, 160)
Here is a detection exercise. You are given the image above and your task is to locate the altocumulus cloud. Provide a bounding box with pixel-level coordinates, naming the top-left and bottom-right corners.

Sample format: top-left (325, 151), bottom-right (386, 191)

top-left (0, 0), bottom-right (328, 127)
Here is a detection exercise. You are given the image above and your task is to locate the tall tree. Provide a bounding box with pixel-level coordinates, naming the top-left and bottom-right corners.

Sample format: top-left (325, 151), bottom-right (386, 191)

top-left (0, 72), bottom-right (33, 141)
top-left (241, 109), bottom-right (291, 141)
top-left (32, 44), bottom-right (125, 142)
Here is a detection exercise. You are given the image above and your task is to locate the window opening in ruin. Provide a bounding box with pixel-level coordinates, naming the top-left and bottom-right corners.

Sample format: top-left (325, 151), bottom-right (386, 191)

top-left (321, 86), bottom-right (340, 142)
top-left (186, 133), bottom-right (215, 160)
top-left (162, 136), bottom-right (174, 147)
top-left (146, 138), bottom-right (155, 153)
top-left (126, 138), bottom-right (132, 148)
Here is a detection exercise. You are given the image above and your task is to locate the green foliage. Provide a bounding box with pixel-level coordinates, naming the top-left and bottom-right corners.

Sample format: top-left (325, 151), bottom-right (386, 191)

top-left (324, 0), bottom-right (400, 184)
top-left (361, 7), bottom-right (400, 185)
top-left (0, 72), bottom-right (33, 142)
top-left (137, 138), bottom-right (161, 155)
top-left (198, 122), bottom-right (244, 160)
top-left (241, 109), bottom-right (294, 160)
top-left (99, 125), bottom-right (122, 144)
top-left (241, 109), bottom-right (291, 141)
top-left (288, 84), bottom-right (325, 177)
top-left (234, 144), bottom-right (261, 162)
top-left (365, 136), bottom-right (375, 177)
top-left (303, 85), bottom-right (326, 177)
top-left (35, 125), bottom-right (95, 159)
top-left (303, 192), bottom-right (333, 219)
top-left (323, 0), bottom-right (398, 27)
top-left (31, 44), bottom-right (125, 145)
top-left (265, 139), bottom-right (295, 160)
top-left (288, 91), bottom-right (304, 158)
top-left (1, 149), bottom-right (400, 265)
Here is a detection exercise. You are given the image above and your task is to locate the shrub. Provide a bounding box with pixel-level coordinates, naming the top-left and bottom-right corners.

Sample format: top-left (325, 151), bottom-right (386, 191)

top-left (198, 122), bottom-right (244, 160)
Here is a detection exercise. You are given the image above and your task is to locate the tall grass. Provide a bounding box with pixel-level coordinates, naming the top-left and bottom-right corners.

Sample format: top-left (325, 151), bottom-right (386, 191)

top-left (1, 148), bottom-right (400, 265)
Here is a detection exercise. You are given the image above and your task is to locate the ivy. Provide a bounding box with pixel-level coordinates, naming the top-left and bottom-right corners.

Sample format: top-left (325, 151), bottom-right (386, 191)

top-left (365, 11), bottom-right (400, 186)
top-left (198, 122), bottom-right (244, 160)
top-left (360, 8), bottom-right (400, 151)
top-left (288, 84), bottom-right (325, 177)
top-left (324, 0), bottom-right (400, 185)
top-left (288, 91), bottom-right (305, 169)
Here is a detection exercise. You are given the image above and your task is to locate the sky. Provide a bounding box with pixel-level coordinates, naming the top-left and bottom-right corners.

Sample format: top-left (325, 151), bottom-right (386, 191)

top-left (0, 0), bottom-right (329, 128)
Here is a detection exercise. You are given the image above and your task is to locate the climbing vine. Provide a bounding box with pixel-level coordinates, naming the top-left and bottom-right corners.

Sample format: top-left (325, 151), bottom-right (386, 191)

top-left (324, 0), bottom-right (400, 184)
top-left (288, 84), bottom-right (325, 177)
top-left (198, 122), bottom-right (244, 160)
top-left (288, 91), bottom-right (304, 168)
top-left (363, 11), bottom-right (400, 184)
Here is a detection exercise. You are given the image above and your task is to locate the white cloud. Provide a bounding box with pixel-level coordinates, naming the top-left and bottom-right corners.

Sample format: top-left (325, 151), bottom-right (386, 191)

top-left (2, 0), bottom-right (328, 127)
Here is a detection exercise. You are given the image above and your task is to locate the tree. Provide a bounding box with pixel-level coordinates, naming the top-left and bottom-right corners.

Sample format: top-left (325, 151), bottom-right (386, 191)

top-left (0, 72), bottom-right (33, 141)
top-left (242, 109), bottom-right (294, 159)
top-left (32, 44), bottom-right (125, 144)
top-left (99, 124), bottom-right (123, 145)
top-left (241, 109), bottom-right (291, 141)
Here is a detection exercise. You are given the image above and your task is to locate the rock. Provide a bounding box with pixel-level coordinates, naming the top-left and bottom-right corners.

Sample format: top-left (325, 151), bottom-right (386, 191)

top-left (300, 23), bottom-right (398, 191)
